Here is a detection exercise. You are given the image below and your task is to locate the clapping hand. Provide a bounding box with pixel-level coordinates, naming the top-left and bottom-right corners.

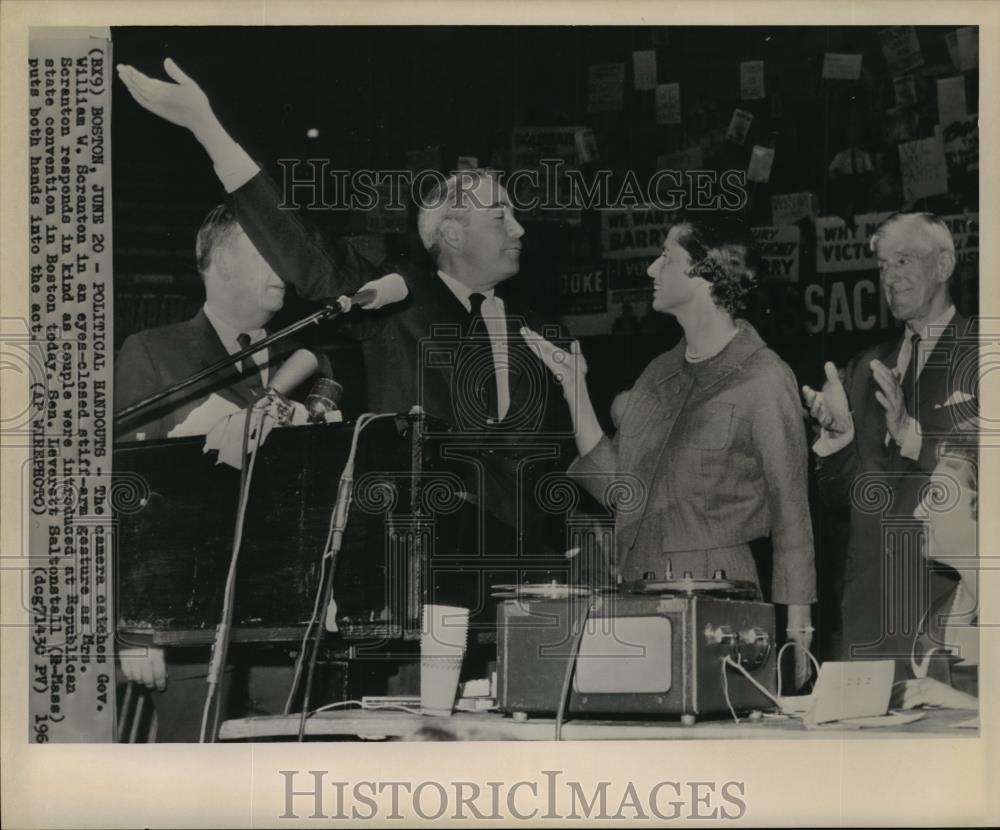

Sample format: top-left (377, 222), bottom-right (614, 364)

top-left (802, 361), bottom-right (852, 435)
top-left (869, 359), bottom-right (909, 444)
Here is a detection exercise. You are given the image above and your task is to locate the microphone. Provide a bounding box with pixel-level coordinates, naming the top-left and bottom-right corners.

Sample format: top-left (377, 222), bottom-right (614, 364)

top-left (305, 377), bottom-right (344, 423)
top-left (267, 349), bottom-right (319, 396)
top-left (338, 273), bottom-right (409, 311)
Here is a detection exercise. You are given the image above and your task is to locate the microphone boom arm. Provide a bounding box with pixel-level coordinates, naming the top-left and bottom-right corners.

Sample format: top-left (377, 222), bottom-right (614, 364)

top-left (114, 302), bottom-right (345, 423)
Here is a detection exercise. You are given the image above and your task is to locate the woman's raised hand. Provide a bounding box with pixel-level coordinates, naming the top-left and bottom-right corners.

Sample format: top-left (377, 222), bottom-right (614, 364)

top-left (520, 327), bottom-right (588, 393)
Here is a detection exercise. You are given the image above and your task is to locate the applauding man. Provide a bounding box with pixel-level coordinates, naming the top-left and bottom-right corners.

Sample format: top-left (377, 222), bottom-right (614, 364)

top-left (802, 213), bottom-right (977, 665)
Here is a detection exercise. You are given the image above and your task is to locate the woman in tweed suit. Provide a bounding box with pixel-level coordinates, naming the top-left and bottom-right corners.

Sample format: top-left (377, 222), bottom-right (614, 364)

top-left (524, 214), bottom-right (816, 685)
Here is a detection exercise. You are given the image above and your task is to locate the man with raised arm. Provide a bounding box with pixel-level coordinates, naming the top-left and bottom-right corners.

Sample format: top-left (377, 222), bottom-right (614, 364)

top-left (117, 58), bottom-right (572, 623)
top-left (117, 59), bottom-right (560, 438)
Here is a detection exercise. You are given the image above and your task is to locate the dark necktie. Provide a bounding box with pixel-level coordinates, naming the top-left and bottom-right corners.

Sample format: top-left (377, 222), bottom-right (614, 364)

top-left (468, 292), bottom-right (499, 422)
top-left (236, 332), bottom-right (265, 393)
top-left (900, 331), bottom-right (922, 413)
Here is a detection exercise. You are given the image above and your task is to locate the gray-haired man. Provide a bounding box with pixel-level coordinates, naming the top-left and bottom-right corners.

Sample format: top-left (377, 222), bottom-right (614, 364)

top-left (802, 212), bottom-right (977, 665)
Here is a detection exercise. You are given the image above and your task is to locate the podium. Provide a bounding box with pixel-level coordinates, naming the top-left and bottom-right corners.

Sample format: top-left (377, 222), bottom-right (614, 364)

top-left (113, 419), bottom-right (571, 648)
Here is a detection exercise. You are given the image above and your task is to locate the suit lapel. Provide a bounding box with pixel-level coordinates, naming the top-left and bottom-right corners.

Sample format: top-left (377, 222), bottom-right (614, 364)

top-left (189, 310), bottom-right (260, 408)
top-left (866, 337), bottom-right (901, 451)
top-left (914, 312), bottom-right (967, 413)
top-left (503, 304), bottom-right (534, 413)
top-left (422, 270), bottom-right (475, 325)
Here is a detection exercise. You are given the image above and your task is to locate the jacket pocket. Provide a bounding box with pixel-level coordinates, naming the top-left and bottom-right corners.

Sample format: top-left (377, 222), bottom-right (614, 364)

top-left (682, 402), bottom-right (734, 450)
top-left (616, 389), bottom-right (661, 438)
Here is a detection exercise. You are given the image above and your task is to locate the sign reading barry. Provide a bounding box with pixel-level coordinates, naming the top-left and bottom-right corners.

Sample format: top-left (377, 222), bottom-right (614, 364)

top-left (600, 205), bottom-right (668, 261)
top-left (752, 225), bottom-right (800, 282)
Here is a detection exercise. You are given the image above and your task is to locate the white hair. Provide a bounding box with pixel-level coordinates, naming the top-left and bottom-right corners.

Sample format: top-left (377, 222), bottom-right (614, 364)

top-left (416, 169), bottom-right (500, 261)
top-left (869, 212), bottom-right (956, 254)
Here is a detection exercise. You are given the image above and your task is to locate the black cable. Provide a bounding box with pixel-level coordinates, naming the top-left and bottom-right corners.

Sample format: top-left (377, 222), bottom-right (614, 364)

top-left (292, 413), bottom-right (395, 740)
top-left (200, 402), bottom-right (265, 742)
top-left (296, 548), bottom-right (340, 741)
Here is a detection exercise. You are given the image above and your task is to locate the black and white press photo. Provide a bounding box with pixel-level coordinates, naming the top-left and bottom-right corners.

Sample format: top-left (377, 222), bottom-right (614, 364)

top-left (1, 3), bottom-right (997, 827)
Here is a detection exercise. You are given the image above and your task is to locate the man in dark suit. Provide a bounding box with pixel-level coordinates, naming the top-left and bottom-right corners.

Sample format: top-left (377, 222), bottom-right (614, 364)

top-left (803, 212), bottom-right (977, 666)
top-left (117, 60), bottom-right (570, 560)
top-left (226, 165), bottom-right (557, 437)
top-left (115, 204), bottom-right (331, 739)
top-left (116, 204), bottom-right (330, 442)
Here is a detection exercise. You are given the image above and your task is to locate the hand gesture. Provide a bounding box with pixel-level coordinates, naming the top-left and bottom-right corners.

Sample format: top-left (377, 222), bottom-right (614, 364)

top-left (117, 58), bottom-right (215, 135)
top-left (870, 359), bottom-right (909, 444)
top-left (520, 328), bottom-right (587, 392)
top-left (119, 646), bottom-right (168, 691)
top-left (802, 362), bottom-right (851, 435)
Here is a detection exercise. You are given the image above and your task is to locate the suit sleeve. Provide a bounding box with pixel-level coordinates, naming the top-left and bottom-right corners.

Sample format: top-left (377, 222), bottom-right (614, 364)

top-left (567, 435), bottom-right (620, 508)
top-left (114, 334), bottom-right (166, 442)
top-left (752, 362), bottom-right (817, 605)
top-left (313, 349), bottom-right (333, 382)
top-left (228, 168), bottom-right (381, 303)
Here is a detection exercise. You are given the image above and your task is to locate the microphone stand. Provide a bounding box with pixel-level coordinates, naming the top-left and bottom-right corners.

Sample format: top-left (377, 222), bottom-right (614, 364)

top-left (114, 301), bottom-right (347, 423)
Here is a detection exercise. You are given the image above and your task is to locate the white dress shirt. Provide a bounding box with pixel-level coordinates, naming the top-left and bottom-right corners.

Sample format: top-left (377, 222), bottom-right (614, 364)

top-left (437, 270), bottom-right (510, 421)
top-left (212, 139), bottom-right (260, 194)
top-left (208, 140), bottom-right (511, 416)
top-left (203, 303), bottom-right (269, 386)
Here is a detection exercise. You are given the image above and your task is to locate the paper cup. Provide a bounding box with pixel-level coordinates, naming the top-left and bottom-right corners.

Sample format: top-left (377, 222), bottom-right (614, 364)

top-left (420, 605), bottom-right (469, 716)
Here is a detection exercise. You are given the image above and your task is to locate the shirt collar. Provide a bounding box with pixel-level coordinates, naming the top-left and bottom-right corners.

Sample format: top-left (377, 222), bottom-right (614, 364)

top-left (906, 304), bottom-right (956, 345)
top-left (657, 319), bottom-right (768, 389)
top-left (437, 270), bottom-right (495, 311)
top-left (203, 303), bottom-right (265, 353)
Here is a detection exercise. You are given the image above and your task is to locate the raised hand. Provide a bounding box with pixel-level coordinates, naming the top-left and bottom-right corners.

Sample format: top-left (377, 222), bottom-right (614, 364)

top-left (802, 361), bottom-right (851, 435)
top-left (870, 358), bottom-right (909, 444)
top-left (116, 58), bottom-right (215, 135)
top-left (519, 327), bottom-right (587, 392)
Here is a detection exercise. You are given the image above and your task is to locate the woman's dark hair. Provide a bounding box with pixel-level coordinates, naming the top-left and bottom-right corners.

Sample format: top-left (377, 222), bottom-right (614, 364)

top-left (673, 213), bottom-right (759, 316)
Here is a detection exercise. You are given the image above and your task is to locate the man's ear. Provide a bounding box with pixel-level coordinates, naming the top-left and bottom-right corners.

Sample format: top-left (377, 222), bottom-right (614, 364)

top-left (937, 249), bottom-right (956, 283)
top-left (438, 217), bottom-right (464, 252)
top-left (210, 246), bottom-right (235, 283)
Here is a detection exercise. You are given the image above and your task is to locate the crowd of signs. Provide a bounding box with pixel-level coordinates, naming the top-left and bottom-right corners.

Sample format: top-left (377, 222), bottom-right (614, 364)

top-left (559, 24), bottom-right (979, 337)
top-left (362, 25), bottom-right (977, 338)
top-left (560, 205), bottom-right (978, 337)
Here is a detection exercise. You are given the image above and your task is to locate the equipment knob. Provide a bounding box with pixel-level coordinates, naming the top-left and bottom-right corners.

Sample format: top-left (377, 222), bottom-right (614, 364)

top-left (643, 571), bottom-right (656, 581)
top-left (664, 560), bottom-right (673, 580)
top-left (683, 570), bottom-right (694, 580)
top-left (713, 569), bottom-right (727, 581)
top-left (740, 627), bottom-right (770, 645)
